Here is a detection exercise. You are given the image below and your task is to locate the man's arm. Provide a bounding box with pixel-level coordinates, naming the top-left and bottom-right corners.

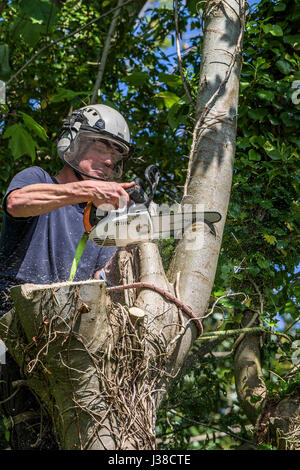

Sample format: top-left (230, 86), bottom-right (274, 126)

top-left (6, 180), bottom-right (134, 218)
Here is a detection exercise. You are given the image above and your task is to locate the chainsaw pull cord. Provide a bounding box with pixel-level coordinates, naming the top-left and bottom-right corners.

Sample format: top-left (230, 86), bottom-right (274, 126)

top-left (144, 165), bottom-right (160, 207)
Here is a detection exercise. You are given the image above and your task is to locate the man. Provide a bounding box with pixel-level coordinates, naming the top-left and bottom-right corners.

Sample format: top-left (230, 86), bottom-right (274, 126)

top-left (0, 104), bottom-right (134, 449)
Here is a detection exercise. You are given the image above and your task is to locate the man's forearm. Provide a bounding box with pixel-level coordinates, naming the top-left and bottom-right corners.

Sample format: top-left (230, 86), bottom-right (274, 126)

top-left (6, 181), bottom-right (92, 218)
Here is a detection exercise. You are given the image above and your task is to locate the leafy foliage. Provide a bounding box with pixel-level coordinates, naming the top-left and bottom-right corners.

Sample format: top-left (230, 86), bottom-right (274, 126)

top-left (0, 0), bottom-right (299, 450)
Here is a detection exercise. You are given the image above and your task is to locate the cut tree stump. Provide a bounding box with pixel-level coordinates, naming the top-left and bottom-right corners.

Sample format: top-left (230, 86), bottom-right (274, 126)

top-left (0, 265), bottom-right (190, 450)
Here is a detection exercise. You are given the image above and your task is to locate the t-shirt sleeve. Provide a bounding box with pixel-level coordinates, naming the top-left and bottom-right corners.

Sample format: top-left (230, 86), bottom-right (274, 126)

top-left (2, 166), bottom-right (48, 221)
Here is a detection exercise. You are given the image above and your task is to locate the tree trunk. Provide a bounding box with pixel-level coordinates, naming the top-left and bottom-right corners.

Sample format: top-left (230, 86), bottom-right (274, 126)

top-left (0, 0), bottom-right (247, 450)
top-left (168, 0), bottom-right (245, 325)
top-left (234, 310), bottom-right (266, 424)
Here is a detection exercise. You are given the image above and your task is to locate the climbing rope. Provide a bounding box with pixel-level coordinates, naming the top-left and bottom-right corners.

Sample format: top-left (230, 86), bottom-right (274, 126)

top-left (106, 283), bottom-right (292, 344)
top-left (106, 282), bottom-right (203, 335)
top-left (198, 327), bottom-right (292, 343)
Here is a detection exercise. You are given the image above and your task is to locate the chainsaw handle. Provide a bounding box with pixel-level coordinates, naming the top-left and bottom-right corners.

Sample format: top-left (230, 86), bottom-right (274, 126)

top-left (83, 167), bottom-right (160, 233)
top-left (83, 182), bottom-right (145, 233)
top-left (83, 201), bottom-right (94, 233)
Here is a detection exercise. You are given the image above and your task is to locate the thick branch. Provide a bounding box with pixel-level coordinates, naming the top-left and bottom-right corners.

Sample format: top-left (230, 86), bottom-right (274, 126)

top-left (173, 0), bottom-right (195, 109)
top-left (233, 310), bottom-right (266, 424)
top-left (91, 0), bottom-right (125, 104)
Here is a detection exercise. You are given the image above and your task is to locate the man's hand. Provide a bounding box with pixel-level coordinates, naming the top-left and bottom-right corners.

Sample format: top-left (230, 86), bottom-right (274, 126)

top-left (86, 180), bottom-right (135, 211)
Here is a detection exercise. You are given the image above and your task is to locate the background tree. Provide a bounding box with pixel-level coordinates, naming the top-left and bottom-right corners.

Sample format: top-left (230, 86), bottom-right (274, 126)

top-left (0, 0), bottom-right (299, 450)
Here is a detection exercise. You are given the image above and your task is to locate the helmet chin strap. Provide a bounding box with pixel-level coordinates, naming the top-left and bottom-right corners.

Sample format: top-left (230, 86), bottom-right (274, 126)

top-left (72, 167), bottom-right (108, 182)
top-left (73, 169), bottom-right (84, 181)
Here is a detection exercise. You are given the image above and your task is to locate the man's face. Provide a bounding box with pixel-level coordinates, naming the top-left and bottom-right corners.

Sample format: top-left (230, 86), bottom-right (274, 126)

top-left (77, 138), bottom-right (124, 180)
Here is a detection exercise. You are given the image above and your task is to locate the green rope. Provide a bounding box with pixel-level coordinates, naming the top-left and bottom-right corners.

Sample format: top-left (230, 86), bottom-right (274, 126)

top-left (68, 232), bottom-right (89, 282)
top-left (198, 327), bottom-right (291, 343)
top-left (66, 238), bottom-right (292, 346)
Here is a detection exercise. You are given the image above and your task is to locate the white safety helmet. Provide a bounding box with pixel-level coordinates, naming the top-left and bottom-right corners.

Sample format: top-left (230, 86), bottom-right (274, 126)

top-left (57, 104), bottom-right (131, 180)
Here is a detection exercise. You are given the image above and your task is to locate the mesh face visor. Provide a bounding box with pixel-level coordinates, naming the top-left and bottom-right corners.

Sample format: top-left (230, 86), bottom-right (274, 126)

top-left (63, 131), bottom-right (129, 181)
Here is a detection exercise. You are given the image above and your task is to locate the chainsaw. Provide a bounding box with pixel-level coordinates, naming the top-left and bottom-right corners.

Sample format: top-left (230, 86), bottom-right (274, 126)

top-left (83, 165), bottom-right (222, 247)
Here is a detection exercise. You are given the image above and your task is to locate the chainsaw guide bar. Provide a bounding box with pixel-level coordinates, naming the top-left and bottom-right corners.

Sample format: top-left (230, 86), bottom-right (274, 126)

top-left (83, 165), bottom-right (222, 247)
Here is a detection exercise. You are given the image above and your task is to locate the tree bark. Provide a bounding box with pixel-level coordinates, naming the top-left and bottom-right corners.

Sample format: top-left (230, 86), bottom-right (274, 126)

top-left (256, 389), bottom-right (300, 450)
top-left (234, 310), bottom-right (300, 449)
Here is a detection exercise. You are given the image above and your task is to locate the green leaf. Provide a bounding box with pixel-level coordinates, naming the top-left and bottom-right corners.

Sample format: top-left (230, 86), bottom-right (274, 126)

top-left (249, 135), bottom-right (265, 148)
top-left (262, 24), bottom-right (273, 35)
top-left (124, 71), bottom-right (148, 86)
top-left (276, 240), bottom-right (288, 250)
top-left (274, 3), bottom-right (286, 11)
top-left (159, 0), bottom-right (173, 10)
top-left (9, 1), bottom-right (58, 47)
top-left (213, 289), bottom-right (228, 297)
top-left (237, 137), bottom-right (250, 149)
top-left (265, 148), bottom-right (282, 160)
top-left (155, 91), bottom-right (180, 109)
top-left (263, 140), bottom-right (274, 152)
top-left (240, 81), bottom-right (250, 91)
top-left (19, 0), bottom-right (58, 26)
top-left (280, 111), bottom-right (295, 127)
top-left (268, 115), bottom-right (280, 125)
top-left (276, 59), bottom-right (292, 75)
top-left (19, 112), bottom-right (48, 141)
top-left (3, 124), bottom-right (37, 161)
top-left (248, 149), bottom-right (261, 161)
top-left (257, 89), bottom-right (275, 101)
top-left (187, 0), bottom-right (200, 15)
top-left (263, 234), bottom-right (277, 246)
top-left (248, 266), bottom-right (260, 276)
top-left (102, 100), bottom-right (118, 110)
top-left (257, 257), bottom-right (270, 269)
top-left (263, 24), bottom-right (283, 37)
top-left (21, 21), bottom-right (45, 47)
top-left (51, 88), bottom-right (88, 103)
top-left (271, 25), bottom-right (283, 37)
top-left (69, 232), bottom-right (89, 281)
top-left (283, 34), bottom-right (300, 48)
top-left (167, 98), bottom-right (188, 129)
top-left (250, 394), bottom-right (264, 404)
top-left (248, 108), bottom-right (268, 121)
top-left (158, 73), bottom-right (182, 88)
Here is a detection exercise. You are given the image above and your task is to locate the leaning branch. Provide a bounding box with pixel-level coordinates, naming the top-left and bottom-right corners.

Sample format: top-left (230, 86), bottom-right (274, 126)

top-left (91, 0), bottom-right (125, 104)
top-left (173, 0), bottom-right (195, 109)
